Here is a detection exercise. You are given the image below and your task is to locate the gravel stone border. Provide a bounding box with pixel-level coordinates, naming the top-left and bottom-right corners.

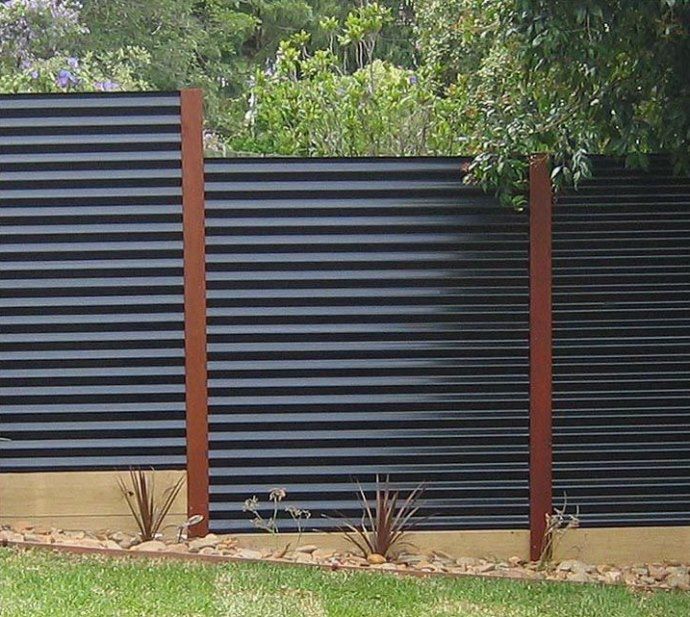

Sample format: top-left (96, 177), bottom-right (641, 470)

top-left (2, 524), bottom-right (688, 591)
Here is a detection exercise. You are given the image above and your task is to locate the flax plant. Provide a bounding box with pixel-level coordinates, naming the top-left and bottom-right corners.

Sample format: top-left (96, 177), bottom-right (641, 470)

top-left (333, 475), bottom-right (427, 558)
top-left (117, 468), bottom-right (184, 542)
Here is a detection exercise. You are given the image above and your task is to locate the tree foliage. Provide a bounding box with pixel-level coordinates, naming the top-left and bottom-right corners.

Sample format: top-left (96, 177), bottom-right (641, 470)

top-left (0, 47), bottom-right (152, 93)
top-left (415, 0), bottom-right (690, 203)
top-left (231, 56), bottom-right (457, 157)
top-left (80, 0), bottom-right (255, 93)
top-left (510, 0), bottom-right (690, 172)
top-left (0, 0), bottom-right (151, 93)
top-left (0, 0), bottom-right (85, 68)
top-left (226, 4), bottom-right (456, 156)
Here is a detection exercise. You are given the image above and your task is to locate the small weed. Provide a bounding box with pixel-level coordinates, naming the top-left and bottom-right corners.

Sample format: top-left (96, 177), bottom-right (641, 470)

top-left (539, 494), bottom-right (580, 568)
top-left (243, 488), bottom-right (311, 541)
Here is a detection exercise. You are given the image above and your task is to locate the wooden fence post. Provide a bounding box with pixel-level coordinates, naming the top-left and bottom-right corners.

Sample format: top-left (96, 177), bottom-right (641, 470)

top-left (529, 154), bottom-right (553, 561)
top-left (180, 89), bottom-right (209, 537)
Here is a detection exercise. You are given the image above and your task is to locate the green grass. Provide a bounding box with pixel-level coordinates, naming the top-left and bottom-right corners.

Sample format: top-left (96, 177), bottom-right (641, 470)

top-left (1, 548), bottom-right (688, 617)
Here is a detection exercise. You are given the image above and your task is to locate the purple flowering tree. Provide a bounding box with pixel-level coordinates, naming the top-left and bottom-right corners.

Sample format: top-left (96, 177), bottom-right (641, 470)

top-left (0, 46), bottom-right (152, 92)
top-left (0, 1), bottom-right (151, 93)
top-left (0, 0), bottom-right (86, 68)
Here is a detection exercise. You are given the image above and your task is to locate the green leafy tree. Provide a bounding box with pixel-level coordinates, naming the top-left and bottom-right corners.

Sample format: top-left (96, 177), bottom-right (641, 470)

top-left (508, 0), bottom-right (690, 173)
top-left (240, 1), bottom-right (415, 67)
top-left (226, 4), bottom-right (454, 156)
top-left (415, 0), bottom-right (690, 205)
top-left (3, 0), bottom-right (686, 207)
top-left (80, 1), bottom-right (255, 92)
top-left (78, 1), bottom-right (415, 134)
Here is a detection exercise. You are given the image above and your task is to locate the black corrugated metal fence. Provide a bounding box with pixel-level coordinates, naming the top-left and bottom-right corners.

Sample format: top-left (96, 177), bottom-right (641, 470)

top-left (1, 93), bottom-right (186, 470)
top-left (1, 91), bottom-right (688, 535)
top-left (204, 158), bottom-right (530, 532)
top-left (552, 155), bottom-right (690, 527)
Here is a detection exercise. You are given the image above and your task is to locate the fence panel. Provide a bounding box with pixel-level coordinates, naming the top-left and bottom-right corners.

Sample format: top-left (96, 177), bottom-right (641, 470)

top-left (0, 92), bottom-right (186, 470)
top-left (205, 157), bottom-right (530, 532)
top-left (552, 155), bottom-right (690, 526)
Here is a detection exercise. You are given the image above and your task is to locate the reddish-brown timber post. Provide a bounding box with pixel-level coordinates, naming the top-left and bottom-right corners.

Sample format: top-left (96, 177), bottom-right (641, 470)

top-left (180, 88), bottom-right (209, 537)
top-left (529, 154), bottom-right (553, 561)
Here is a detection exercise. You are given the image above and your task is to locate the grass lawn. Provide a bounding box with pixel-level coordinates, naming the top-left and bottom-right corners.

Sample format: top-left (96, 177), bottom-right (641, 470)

top-left (1, 548), bottom-right (689, 617)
